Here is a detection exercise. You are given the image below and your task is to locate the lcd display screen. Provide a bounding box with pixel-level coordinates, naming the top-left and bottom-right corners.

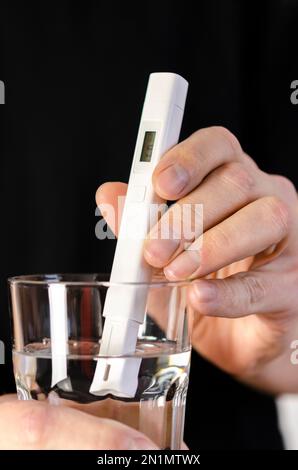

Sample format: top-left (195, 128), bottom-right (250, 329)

top-left (140, 131), bottom-right (156, 162)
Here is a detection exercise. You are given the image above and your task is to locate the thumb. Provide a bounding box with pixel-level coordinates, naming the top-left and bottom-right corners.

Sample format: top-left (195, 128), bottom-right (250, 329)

top-left (0, 398), bottom-right (158, 450)
top-left (96, 182), bottom-right (127, 237)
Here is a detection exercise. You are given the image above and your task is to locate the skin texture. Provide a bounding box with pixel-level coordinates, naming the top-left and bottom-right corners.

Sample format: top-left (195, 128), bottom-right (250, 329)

top-left (97, 126), bottom-right (298, 395)
top-left (0, 395), bottom-right (158, 450)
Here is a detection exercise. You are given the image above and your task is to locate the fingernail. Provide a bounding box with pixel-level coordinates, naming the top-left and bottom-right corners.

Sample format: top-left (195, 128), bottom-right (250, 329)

top-left (144, 239), bottom-right (180, 267)
top-left (164, 251), bottom-right (200, 280)
top-left (193, 281), bottom-right (217, 303)
top-left (156, 163), bottom-right (189, 197)
top-left (129, 437), bottom-right (159, 450)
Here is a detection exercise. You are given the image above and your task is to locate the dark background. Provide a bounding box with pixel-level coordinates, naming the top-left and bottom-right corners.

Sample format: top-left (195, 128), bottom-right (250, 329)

top-left (1, 0), bottom-right (298, 449)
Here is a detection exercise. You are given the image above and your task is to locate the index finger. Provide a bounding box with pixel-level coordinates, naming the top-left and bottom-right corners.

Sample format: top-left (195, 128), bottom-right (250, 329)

top-left (153, 126), bottom-right (242, 200)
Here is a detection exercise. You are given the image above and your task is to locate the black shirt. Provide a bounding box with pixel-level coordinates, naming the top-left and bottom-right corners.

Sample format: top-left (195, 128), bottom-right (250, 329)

top-left (1, 0), bottom-right (297, 449)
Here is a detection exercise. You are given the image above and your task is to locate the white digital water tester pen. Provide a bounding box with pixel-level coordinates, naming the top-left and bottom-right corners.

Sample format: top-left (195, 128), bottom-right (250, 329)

top-left (90, 72), bottom-right (188, 397)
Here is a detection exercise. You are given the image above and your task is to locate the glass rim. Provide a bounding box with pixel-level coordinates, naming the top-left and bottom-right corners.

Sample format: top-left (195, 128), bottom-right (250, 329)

top-left (8, 273), bottom-right (193, 288)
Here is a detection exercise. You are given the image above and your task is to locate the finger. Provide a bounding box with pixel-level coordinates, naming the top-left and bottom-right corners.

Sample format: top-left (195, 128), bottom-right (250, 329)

top-left (0, 400), bottom-right (158, 450)
top-left (153, 126), bottom-right (243, 200)
top-left (96, 182), bottom-right (127, 236)
top-left (144, 169), bottom-right (297, 269)
top-left (164, 196), bottom-right (289, 280)
top-left (187, 268), bottom-right (292, 318)
top-left (144, 161), bottom-right (273, 267)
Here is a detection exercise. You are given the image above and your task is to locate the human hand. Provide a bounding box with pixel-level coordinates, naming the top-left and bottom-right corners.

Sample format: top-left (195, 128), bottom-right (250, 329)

top-left (0, 395), bottom-right (157, 449)
top-left (97, 127), bottom-right (298, 394)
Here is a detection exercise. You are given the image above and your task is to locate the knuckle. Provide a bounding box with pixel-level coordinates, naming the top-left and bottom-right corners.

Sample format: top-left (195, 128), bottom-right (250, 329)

top-left (203, 226), bottom-right (231, 262)
top-left (175, 200), bottom-right (202, 242)
top-left (209, 126), bottom-right (242, 156)
top-left (219, 281), bottom-right (241, 318)
top-left (220, 162), bottom-right (255, 197)
top-left (197, 299), bottom-right (219, 316)
top-left (211, 225), bottom-right (232, 249)
top-left (242, 275), bottom-right (267, 306)
top-left (177, 136), bottom-right (202, 166)
top-left (264, 196), bottom-right (290, 238)
top-left (182, 126), bottom-right (242, 164)
top-left (273, 175), bottom-right (297, 202)
top-left (242, 152), bottom-right (259, 169)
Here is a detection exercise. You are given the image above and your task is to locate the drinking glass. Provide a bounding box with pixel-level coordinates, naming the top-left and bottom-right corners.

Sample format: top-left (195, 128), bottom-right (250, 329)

top-left (8, 274), bottom-right (193, 449)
